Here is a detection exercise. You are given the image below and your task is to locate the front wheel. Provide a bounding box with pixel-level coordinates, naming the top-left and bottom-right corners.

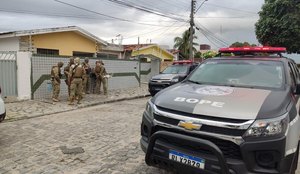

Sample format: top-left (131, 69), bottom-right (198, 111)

top-left (290, 143), bottom-right (299, 174)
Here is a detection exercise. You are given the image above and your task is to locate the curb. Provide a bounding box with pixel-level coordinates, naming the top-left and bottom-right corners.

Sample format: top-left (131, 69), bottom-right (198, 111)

top-left (4, 94), bottom-right (151, 123)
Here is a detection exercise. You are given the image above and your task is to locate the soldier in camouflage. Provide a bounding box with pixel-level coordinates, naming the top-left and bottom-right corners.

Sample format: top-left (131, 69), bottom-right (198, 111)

top-left (95, 60), bottom-right (108, 95)
top-left (64, 57), bottom-right (74, 98)
top-left (69, 57), bottom-right (85, 105)
top-left (82, 58), bottom-right (91, 94)
top-left (51, 62), bottom-right (64, 102)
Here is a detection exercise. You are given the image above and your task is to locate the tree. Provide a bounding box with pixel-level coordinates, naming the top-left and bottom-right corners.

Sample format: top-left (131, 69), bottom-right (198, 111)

top-left (194, 51), bottom-right (202, 58)
top-left (230, 42), bottom-right (257, 47)
top-left (173, 29), bottom-right (199, 59)
top-left (202, 51), bottom-right (218, 59)
top-left (255, 0), bottom-right (300, 53)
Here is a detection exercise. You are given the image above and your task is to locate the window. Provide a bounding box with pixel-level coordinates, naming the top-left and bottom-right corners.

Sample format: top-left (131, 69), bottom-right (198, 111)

top-left (288, 62), bottom-right (297, 88)
top-left (162, 65), bottom-right (188, 74)
top-left (97, 53), bottom-right (118, 59)
top-left (37, 48), bottom-right (59, 55)
top-left (73, 51), bottom-right (94, 57)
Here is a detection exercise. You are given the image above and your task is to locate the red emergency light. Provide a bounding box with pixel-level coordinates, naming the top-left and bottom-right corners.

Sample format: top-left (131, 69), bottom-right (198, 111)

top-left (173, 60), bottom-right (194, 65)
top-left (219, 46), bottom-right (286, 53)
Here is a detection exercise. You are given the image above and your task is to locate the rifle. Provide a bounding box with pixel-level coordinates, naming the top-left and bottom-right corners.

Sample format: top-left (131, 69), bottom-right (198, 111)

top-left (69, 64), bottom-right (79, 84)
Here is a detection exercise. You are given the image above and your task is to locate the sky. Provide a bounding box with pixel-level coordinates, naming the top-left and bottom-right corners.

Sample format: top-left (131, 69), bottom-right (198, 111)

top-left (0, 0), bottom-right (265, 50)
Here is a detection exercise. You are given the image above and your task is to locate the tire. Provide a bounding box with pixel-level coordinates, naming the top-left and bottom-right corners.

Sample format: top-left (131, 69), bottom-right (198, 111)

top-left (150, 91), bottom-right (156, 97)
top-left (290, 143), bottom-right (299, 174)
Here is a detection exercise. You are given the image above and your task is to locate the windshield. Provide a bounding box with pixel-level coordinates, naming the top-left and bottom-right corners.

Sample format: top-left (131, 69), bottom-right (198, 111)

top-left (162, 65), bottom-right (188, 74)
top-left (188, 60), bottom-right (284, 88)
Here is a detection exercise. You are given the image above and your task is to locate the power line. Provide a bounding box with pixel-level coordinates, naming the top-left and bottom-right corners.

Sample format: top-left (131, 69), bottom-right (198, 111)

top-left (194, 22), bottom-right (229, 47)
top-left (195, 0), bottom-right (207, 13)
top-left (204, 3), bottom-right (258, 15)
top-left (195, 16), bottom-right (256, 19)
top-left (106, 0), bottom-right (188, 22)
top-left (53, 0), bottom-right (185, 27)
top-left (126, 0), bottom-right (189, 18)
top-left (196, 22), bottom-right (229, 45)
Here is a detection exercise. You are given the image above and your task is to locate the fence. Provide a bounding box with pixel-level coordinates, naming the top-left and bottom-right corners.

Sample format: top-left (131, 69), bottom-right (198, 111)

top-left (0, 51), bottom-right (17, 97)
top-left (31, 55), bottom-right (159, 99)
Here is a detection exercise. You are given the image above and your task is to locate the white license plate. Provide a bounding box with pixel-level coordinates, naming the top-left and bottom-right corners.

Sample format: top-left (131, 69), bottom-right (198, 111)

top-left (169, 150), bottom-right (205, 169)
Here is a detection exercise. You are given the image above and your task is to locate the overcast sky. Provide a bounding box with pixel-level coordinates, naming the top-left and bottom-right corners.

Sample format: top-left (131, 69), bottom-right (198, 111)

top-left (0, 0), bottom-right (265, 49)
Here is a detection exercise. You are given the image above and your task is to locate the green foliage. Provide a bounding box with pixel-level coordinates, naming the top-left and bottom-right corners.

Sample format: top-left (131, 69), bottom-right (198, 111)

top-left (194, 51), bottom-right (202, 58)
top-left (173, 29), bottom-right (199, 59)
top-left (230, 42), bottom-right (257, 47)
top-left (202, 51), bottom-right (218, 59)
top-left (255, 0), bottom-right (300, 53)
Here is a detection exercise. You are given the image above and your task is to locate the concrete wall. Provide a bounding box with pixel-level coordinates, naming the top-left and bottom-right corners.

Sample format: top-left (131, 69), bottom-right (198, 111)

top-left (0, 37), bottom-right (19, 51)
top-left (17, 52), bottom-right (31, 100)
top-left (31, 55), bottom-right (146, 99)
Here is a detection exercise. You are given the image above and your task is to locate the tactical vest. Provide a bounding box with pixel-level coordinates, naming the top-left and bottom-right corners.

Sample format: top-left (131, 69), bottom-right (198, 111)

top-left (94, 65), bottom-right (101, 74)
top-left (51, 66), bottom-right (57, 77)
top-left (73, 65), bottom-right (83, 78)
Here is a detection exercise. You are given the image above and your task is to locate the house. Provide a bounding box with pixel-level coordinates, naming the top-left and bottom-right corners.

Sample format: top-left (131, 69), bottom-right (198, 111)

top-left (0, 26), bottom-right (123, 58)
top-left (123, 44), bottom-right (174, 62)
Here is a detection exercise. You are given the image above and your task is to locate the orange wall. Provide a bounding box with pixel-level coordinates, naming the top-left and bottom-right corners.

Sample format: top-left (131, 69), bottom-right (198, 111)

top-left (32, 31), bottom-right (96, 56)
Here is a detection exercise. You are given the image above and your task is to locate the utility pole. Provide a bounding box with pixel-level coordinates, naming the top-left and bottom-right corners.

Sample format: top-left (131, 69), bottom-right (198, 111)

top-left (189, 0), bottom-right (196, 61)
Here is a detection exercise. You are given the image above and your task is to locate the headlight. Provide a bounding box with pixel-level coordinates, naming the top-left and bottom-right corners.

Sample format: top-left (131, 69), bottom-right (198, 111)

top-left (171, 77), bottom-right (179, 83)
top-left (145, 100), bottom-right (154, 120)
top-left (243, 113), bottom-right (289, 138)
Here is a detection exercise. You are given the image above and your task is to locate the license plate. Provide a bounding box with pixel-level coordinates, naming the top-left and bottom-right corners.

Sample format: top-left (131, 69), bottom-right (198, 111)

top-left (169, 150), bottom-right (205, 169)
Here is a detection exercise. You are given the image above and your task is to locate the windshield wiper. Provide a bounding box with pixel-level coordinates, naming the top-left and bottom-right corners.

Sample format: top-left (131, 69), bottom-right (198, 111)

top-left (187, 80), bottom-right (203, 85)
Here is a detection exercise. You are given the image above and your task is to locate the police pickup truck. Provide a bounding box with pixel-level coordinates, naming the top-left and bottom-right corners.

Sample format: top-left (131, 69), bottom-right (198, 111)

top-left (140, 47), bottom-right (300, 174)
top-left (0, 86), bottom-right (6, 122)
top-left (148, 60), bottom-right (198, 96)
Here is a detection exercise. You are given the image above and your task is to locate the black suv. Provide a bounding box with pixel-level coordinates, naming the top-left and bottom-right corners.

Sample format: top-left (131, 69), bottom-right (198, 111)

top-left (141, 47), bottom-right (300, 174)
top-left (148, 60), bottom-right (198, 96)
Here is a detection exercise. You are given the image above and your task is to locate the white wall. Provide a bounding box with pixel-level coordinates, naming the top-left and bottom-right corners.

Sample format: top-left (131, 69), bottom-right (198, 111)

top-left (0, 37), bottom-right (19, 51)
top-left (17, 52), bottom-right (31, 100)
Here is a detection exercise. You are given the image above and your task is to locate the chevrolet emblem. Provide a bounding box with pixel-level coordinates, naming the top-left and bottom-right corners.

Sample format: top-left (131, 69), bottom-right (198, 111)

top-left (178, 121), bottom-right (201, 131)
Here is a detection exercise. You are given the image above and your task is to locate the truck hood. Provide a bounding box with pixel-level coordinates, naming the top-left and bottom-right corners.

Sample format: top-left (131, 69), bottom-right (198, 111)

top-left (151, 74), bottom-right (181, 80)
top-left (153, 82), bottom-right (290, 120)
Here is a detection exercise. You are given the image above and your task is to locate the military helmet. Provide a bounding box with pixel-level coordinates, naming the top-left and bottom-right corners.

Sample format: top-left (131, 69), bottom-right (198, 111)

top-left (58, 62), bottom-right (64, 67)
top-left (69, 57), bottom-right (75, 63)
top-left (99, 60), bottom-right (104, 65)
top-left (84, 57), bottom-right (89, 63)
top-left (74, 57), bottom-right (80, 64)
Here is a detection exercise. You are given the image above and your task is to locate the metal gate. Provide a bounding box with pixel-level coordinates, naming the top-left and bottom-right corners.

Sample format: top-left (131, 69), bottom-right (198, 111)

top-left (0, 51), bottom-right (17, 97)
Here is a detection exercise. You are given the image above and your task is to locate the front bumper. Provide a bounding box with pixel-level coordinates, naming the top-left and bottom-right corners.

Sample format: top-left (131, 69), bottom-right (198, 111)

top-left (0, 97), bottom-right (5, 122)
top-left (0, 110), bottom-right (6, 122)
top-left (148, 82), bottom-right (172, 95)
top-left (140, 114), bottom-right (294, 174)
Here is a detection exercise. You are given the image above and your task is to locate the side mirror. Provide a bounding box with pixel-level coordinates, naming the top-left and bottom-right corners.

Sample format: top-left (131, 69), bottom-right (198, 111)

top-left (295, 84), bottom-right (300, 95)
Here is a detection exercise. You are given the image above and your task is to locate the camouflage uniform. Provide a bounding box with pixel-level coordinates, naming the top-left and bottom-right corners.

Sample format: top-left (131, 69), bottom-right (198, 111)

top-left (82, 58), bottom-right (91, 94)
top-left (69, 58), bottom-right (85, 105)
top-left (95, 60), bottom-right (108, 95)
top-left (64, 57), bottom-right (74, 97)
top-left (51, 62), bottom-right (64, 102)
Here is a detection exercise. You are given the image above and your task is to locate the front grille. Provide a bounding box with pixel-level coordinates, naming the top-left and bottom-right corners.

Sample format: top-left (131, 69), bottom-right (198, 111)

top-left (149, 84), bottom-right (170, 90)
top-left (154, 114), bottom-right (246, 137)
top-left (156, 106), bottom-right (248, 124)
top-left (151, 80), bottom-right (171, 83)
top-left (154, 126), bottom-right (242, 160)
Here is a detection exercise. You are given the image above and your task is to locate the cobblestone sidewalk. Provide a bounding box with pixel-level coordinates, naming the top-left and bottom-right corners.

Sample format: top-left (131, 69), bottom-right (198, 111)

top-left (5, 84), bottom-right (150, 122)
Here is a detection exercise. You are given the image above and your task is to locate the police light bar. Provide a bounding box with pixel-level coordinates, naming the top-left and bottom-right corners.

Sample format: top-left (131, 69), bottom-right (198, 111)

top-left (219, 47), bottom-right (286, 53)
top-left (173, 60), bottom-right (193, 65)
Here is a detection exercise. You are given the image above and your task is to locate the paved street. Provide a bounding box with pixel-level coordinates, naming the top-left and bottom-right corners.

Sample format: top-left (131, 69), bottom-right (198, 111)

top-left (0, 97), bottom-right (299, 174)
top-left (0, 98), bottom-right (171, 174)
